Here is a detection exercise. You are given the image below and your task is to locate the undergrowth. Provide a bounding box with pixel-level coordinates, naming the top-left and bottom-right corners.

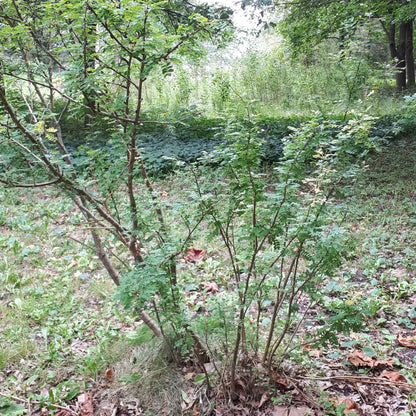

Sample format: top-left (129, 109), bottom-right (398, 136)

top-left (67, 112), bottom-right (409, 178)
top-left (1, 115), bottom-right (416, 415)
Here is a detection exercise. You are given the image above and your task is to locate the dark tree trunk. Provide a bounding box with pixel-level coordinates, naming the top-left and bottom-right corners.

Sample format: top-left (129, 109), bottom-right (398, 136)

top-left (405, 21), bottom-right (415, 89)
top-left (385, 21), bottom-right (415, 91)
top-left (396, 22), bottom-right (407, 91)
top-left (387, 23), bottom-right (397, 59)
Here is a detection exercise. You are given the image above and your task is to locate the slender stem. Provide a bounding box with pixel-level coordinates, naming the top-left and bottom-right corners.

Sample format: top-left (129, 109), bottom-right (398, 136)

top-left (230, 315), bottom-right (243, 400)
top-left (262, 246), bottom-right (301, 364)
top-left (268, 255), bottom-right (301, 365)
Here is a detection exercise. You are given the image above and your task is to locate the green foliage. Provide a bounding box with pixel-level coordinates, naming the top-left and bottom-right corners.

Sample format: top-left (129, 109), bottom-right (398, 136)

top-left (2, 112), bottom-right (416, 411)
top-left (0, 0), bottom-right (233, 181)
top-left (0, 186), bottom-right (136, 409)
top-left (66, 113), bottom-right (402, 177)
top-left (2, 0), bottom-right (416, 408)
top-left (139, 38), bottom-right (398, 118)
top-left (181, 111), bottom-right (377, 369)
top-left (138, 118), bottom-right (225, 175)
top-left (395, 94), bottom-right (416, 133)
top-left (0, 398), bottom-right (27, 416)
top-left (211, 70), bottom-right (231, 111)
top-left (111, 107), bottom-right (380, 382)
top-left (278, 0), bottom-right (367, 56)
top-left (277, 0), bottom-right (415, 57)
top-left (118, 248), bottom-right (177, 312)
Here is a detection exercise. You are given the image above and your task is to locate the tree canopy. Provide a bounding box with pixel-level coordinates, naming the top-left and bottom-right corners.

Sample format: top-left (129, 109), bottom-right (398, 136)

top-left (278, 0), bottom-right (416, 90)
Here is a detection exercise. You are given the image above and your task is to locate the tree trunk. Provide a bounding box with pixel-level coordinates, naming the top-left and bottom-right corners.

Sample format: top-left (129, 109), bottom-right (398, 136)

top-left (396, 22), bottom-right (407, 91)
top-left (387, 24), bottom-right (397, 60)
top-left (405, 21), bottom-right (415, 89)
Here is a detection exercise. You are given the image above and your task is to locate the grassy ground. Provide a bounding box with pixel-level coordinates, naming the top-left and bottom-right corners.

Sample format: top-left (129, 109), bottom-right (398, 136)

top-left (295, 135), bottom-right (416, 415)
top-left (0, 135), bottom-right (415, 415)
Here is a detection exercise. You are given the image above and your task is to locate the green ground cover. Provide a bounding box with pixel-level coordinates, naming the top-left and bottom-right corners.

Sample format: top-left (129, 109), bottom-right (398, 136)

top-left (66, 113), bottom-right (406, 178)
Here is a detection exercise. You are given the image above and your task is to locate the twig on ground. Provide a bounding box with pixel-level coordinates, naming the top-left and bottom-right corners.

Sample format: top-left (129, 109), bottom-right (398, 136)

top-left (291, 384), bottom-right (324, 412)
top-left (299, 375), bottom-right (416, 391)
top-left (0, 391), bottom-right (78, 415)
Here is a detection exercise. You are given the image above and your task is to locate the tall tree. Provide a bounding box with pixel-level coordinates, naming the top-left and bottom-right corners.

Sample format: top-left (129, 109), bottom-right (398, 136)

top-left (277, 0), bottom-right (416, 90)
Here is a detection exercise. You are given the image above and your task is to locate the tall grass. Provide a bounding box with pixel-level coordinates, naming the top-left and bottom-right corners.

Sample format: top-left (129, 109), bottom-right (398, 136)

top-left (142, 37), bottom-right (400, 118)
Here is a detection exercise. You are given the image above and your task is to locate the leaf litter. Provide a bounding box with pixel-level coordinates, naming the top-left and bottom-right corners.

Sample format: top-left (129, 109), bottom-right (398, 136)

top-left (184, 248), bottom-right (206, 263)
top-left (77, 393), bottom-right (94, 416)
top-left (397, 333), bottom-right (416, 348)
top-left (347, 350), bottom-right (394, 368)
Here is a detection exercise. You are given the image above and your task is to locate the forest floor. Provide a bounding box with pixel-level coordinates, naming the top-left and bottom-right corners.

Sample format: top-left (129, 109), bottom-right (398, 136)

top-left (0, 135), bottom-right (416, 416)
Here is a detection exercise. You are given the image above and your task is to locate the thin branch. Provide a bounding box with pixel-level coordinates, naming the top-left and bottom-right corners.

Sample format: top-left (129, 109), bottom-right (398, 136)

top-left (10, 0), bottom-right (66, 70)
top-left (86, 2), bottom-right (137, 60)
top-left (6, 137), bottom-right (46, 165)
top-left (0, 178), bottom-right (60, 187)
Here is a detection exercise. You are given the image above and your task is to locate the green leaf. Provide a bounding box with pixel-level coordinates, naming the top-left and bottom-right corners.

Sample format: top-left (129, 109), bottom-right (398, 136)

top-left (65, 387), bottom-right (81, 401)
top-left (340, 340), bottom-right (360, 348)
top-left (194, 374), bottom-right (206, 383)
top-left (0, 402), bottom-right (28, 416)
top-left (181, 390), bottom-right (190, 404)
top-left (362, 346), bottom-right (377, 357)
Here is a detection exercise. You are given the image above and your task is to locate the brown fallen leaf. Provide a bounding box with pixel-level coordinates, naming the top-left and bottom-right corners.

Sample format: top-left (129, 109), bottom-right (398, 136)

top-left (77, 393), bottom-right (94, 416)
top-left (348, 351), bottom-right (373, 367)
top-left (251, 391), bottom-right (269, 409)
top-left (288, 406), bottom-right (314, 415)
top-left (381, 370), bottom-right (407, 383)
top-left (235, 377), bottom-right (246, 390)
top-left (393, 268), bottom-right (408, 279)
top-left (272, 405), bottom-right (289, 416)
top-left (201, 281), bottom-right (219, 293)
top-left (334, 397), bottom-right (360, 414)
top-left (272, 405), bottom-right (313, 415)
top-left (271, 371), bottom-right (289, 392)
top-left (258, 392), bottom-right (269, 408)
top-left (105, 368), bottom-right (113, 382)
top-left (348, 350), bottom-right (394, 368)
top-left (303, 344), bottom-right (321, 358)
top-left (184, 248), bottom-right (206, 263)
top-left (398, 334), bottom-right (416, 348)
top-left (181, 397), bottom-right (196, 412)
